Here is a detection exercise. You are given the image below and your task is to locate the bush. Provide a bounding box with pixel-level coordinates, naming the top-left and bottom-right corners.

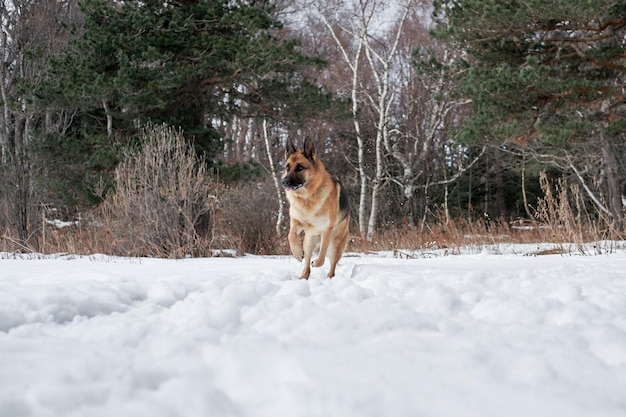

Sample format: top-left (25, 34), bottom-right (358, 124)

top-left (97, 124), bottom-right (218, 258)
top-left (215, 180), bottom-right (287, 255)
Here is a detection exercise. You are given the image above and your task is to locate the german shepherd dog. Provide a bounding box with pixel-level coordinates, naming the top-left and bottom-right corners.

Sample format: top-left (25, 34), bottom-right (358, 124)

top-left (282, 137), bottom-right (350, 279)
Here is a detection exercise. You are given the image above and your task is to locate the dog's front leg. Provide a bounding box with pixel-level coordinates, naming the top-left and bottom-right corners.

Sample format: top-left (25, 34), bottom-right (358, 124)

top-left (312, 228), bottom-right (332, 268)
top-left (300, 232), bottom-right (317, 279)
top-left (288, 220), bottom-right (303, 261)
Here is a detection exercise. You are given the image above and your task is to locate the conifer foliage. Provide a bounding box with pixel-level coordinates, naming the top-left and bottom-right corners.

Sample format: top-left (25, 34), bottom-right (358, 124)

top-left (432, 0), bottom-right (626, 224)
top-left (45, 0), bottom-right (325, 158)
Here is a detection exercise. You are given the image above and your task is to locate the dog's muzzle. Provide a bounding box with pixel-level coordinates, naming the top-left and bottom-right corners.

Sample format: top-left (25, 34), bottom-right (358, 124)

top-left (282, 178), bottom-right (304, 192)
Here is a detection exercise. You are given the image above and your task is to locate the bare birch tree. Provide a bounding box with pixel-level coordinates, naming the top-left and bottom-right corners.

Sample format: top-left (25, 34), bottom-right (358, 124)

top-left (262, 119), bottom-right (286, 235)
top-left (304, 0), bottom-right (416, 240)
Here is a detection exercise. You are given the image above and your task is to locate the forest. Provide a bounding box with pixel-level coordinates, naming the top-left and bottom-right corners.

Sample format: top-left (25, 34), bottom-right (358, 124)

top-left (0, 0), bottom-right (625, 256)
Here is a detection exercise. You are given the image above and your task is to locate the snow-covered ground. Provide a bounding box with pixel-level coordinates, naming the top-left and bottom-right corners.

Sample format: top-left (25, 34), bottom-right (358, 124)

top-left (2, 246), bottom-right (626, 417)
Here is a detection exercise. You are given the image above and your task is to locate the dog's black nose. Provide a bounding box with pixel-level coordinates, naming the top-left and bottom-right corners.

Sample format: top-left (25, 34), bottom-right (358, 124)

top-left (283, 177), bottom-right (301, 186)
top-left (282, 177), bottom-right (303, 191)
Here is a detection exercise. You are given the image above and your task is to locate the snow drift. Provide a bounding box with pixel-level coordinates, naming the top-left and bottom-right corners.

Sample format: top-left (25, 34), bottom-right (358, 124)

top-left (1, 248), bottom-right (626, 417)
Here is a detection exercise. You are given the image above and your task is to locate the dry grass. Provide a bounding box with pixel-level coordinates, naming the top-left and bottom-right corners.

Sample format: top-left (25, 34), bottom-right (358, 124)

top-left (346, 216), bottom-right (546, 255)
top-left (532, 171), bottom-right (622, 254)
top-left (5, 207), bottom-right (622, 258)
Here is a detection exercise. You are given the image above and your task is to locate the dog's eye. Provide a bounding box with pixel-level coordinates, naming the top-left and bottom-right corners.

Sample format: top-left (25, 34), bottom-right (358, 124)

top-left (295, 164), bottom-right (305, 172)
top-left (285, 164), bottom-right (290, 171)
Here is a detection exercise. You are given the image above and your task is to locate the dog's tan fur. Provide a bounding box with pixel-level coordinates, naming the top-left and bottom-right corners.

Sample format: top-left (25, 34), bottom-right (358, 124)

top-left (282, 137), bottom-right (350, 279)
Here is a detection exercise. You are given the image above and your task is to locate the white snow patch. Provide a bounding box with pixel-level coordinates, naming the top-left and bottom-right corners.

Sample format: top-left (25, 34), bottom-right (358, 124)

top-left (1, 249), bottom-right (626, 416)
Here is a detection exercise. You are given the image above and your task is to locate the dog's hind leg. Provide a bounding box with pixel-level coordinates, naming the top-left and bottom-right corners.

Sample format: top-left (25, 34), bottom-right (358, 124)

top-left (327, 247), bottom-right (343, 278)
top-left (327, 222), bottom-right (349, 278)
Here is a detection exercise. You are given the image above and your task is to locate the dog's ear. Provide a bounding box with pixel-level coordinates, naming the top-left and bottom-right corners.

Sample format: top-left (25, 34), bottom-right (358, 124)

top-left (303, 136), bottom-right (316, 161)
top-left (285, 137), bottom-right (297, 157)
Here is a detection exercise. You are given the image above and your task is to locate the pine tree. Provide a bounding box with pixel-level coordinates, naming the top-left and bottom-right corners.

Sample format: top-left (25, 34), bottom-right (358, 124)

top-left (432, 0), bottom-right (626, 224)
top-left (30, 0), bottom-right (335, 212)
top-left (42, 0), bottom-right (328, 159)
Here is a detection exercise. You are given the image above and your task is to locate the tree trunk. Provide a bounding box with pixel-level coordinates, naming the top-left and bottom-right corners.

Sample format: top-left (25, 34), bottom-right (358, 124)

top-left (262, 119), bottom-right (285, 236)
top-left (521, 150), bottom-right (534, 219)
top-left (493, 149), bottom-right (505, 218)
top-left (601, 132), bottom-right (625, 228)
top-left (13, 116), bottom-right (31, 245)
top-left (0, 32), bottom-right (9, 164)
top-left (102, 99), bottom-right (113, 137)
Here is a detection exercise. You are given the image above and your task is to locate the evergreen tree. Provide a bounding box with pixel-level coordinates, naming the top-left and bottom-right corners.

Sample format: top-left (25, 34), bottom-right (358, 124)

top-left (432, 0), bottom-right (626, 223)
top-left (41, 0), bottom-right (328, 159)
top-left (30, 0), bottom-right (335, 212)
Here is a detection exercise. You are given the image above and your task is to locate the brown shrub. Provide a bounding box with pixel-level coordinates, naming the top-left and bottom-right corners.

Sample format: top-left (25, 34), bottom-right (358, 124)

top-left (215, 181), bottom-right (287, 255)
top-left (95, 124), bottom-right (218, 258)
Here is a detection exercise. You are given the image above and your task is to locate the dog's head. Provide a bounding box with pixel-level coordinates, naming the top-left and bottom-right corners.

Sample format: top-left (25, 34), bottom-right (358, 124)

top-left (282, 137), bottom-right (317, 192)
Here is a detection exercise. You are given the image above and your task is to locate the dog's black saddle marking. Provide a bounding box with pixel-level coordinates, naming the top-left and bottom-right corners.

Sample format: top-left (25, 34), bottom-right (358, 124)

top-left (333, 178), bottom-right (350, 222)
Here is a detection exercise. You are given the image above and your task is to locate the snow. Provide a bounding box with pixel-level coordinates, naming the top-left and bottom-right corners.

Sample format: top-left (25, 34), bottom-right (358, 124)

top-left (44, 219), bottom-right (80, 229)
top-left (2, 248), bottom-right (626, 417)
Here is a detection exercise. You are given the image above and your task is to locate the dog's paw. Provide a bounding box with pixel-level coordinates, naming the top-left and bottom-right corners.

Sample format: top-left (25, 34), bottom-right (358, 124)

top-left (311, 257), bottom-right (325, 268)
top-left (292, 250), bottom-right (303, 262)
